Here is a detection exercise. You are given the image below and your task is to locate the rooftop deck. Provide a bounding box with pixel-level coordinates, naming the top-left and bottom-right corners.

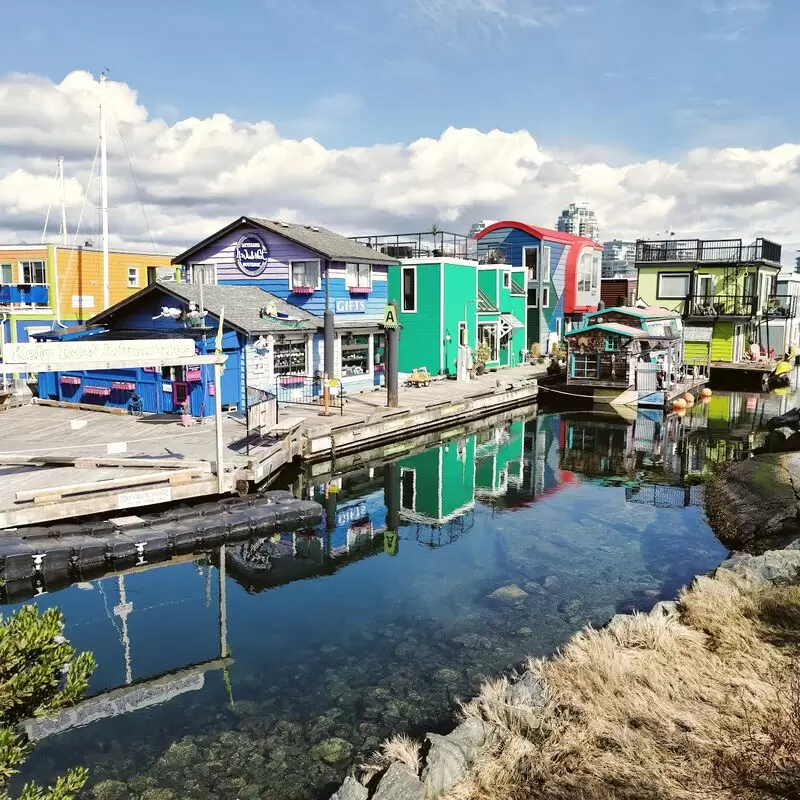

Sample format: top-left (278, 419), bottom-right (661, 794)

top-left (636, 237), bottom-right (782, 266)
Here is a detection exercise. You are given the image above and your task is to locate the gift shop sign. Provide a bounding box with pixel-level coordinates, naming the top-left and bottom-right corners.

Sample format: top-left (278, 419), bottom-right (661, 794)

top-left (234, 234), bottom-right (270, 277)
top-left (335, 299), bottom-right (366, 313)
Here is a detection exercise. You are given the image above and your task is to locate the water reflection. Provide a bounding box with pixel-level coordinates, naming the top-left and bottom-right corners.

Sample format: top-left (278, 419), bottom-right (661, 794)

top-left (11, 396), bottom-right (780, 800)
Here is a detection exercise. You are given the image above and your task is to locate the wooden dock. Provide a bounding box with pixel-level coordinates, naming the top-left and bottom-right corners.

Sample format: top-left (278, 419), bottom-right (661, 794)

top-left (0, 365), bottom-right (542, 529)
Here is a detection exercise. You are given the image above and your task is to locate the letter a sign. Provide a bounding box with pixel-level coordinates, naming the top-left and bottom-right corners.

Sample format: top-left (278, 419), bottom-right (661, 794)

top-left (383, 304), bottom-right (399, 329)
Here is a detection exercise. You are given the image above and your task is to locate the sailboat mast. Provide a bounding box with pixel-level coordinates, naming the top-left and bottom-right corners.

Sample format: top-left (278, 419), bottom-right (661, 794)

top-left (58, 157), bottom-right (68, 245)
top-left (99, 72), bottom-right (110, 310)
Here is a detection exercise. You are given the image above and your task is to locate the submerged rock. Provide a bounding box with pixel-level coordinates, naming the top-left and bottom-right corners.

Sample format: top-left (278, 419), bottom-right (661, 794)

top-left (372, 762), bottom-right (425, 800)
top-left (487, 583), bottom-right (528, 602)
top-left (543, 575), bottom-right (562, 591)
top-left (91, 780), bottom-right (128, 800)
top-left (313, 737), bottom-right (354, 765)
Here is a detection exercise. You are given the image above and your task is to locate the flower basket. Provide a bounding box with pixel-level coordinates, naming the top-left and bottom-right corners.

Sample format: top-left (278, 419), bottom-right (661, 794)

top-left (348, 286), bottom-right (371, 295)
top-left (111, 381), bottom-right (136, 392)
top-left (291, 285), bottom-right (315, 295)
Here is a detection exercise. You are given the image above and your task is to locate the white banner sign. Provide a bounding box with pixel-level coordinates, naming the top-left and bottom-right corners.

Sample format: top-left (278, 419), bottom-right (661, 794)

top-left (2, 339), bottom-right (195, 366)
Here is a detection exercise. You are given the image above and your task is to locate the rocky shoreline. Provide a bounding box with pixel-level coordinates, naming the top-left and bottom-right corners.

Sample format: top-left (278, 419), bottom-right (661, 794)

top-left (327, 452), bottom-right (800, 800)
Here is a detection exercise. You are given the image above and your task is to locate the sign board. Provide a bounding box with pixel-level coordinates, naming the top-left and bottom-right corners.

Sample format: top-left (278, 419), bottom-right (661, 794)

top-left (383, 305), bottom-right (398, 328)
top-left (335, 299), bottom-right (366, 314)
top-left (336, 501), bottom-right (367, 527)
top-left (234, 233), bottom-right (270, 277)
top-left (2, 339), bottom-right (195, 367)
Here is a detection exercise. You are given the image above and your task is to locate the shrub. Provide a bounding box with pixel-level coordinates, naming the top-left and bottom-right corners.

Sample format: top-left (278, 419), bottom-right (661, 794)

top-left (0, 605), bottom-right (95, 800)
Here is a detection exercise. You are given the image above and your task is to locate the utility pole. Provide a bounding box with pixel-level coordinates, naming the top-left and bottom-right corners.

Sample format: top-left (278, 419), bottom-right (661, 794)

top-left (99, 72), bottom-right (110, 311)
top-left (385, 301), bottom-right (399, 408)
top-left (322, 261), bottom-right (334, 415)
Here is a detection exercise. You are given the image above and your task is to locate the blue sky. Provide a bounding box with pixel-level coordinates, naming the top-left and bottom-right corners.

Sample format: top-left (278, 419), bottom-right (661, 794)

top-left (1, 0), bottom-right (794, 157)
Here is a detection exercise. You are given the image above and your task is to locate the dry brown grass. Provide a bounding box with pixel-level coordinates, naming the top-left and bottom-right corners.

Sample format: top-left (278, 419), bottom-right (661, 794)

top-left (448, 570), bottom-right (800, 800)
top-left (359, 732), bottom-right (421, 782)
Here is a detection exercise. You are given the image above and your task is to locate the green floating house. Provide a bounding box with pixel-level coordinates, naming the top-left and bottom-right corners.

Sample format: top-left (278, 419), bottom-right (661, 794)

top-left (634, 236), bottom-right (791, 365)
top-left (353, 231), bottom-right (527, 376)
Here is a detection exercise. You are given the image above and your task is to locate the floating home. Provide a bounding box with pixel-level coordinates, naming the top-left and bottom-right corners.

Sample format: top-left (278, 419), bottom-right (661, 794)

top-left (635, 237), bottom-right (791, 367)
top-left (34, 218), bottom-right (401, 415)
top-left (563, 306), bottom-right (690, 407)
top-left (474, 221), bottom-right (603, 352)
top-left (350, 231), bottom-right (527, 376)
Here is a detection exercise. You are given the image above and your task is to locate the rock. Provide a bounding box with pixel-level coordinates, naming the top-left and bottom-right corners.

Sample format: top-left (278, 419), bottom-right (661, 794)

top-left (159, 738), bottom-right (200, 769)
top-left (543, 575), bottom-right (562, 591)
top-left (516, 626), bottom-right (533, 636)
top-left (434, 666), bottom-right (462, 685)
top-left (508, 671), bottom-right (546, 709)
top-left (649, 600), bottom-right (680, 621)
top-left (717, 548), bottom-right (800, 586)
top-left (422, 718), bottom-right (491, 798)
top-left (522, 581), bottom-right (547, 595)
top-left (313, 737), bottom-right (353, 765)
top-left (328, 776), bottom-right (368, 800)
top-left (487, 583), bottom-right (528, 602)
top-left (372, 762), bottom-right (425, 800)
top-left (91, 781), bottom-right (128, 800)
top-left (141, 790), bottom-right (176, 800)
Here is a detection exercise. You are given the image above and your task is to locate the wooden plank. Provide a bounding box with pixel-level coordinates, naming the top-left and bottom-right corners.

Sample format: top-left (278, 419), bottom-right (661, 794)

top-left (0, 454), bottom-right (210, 470)
top-left (15, 467), bottom-right (207, 503)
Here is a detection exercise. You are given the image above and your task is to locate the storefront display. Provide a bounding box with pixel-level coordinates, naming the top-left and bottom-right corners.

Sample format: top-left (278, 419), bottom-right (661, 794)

top-left (341, 334), bottom-right (370, 378)
top-left (274, 340), bottom-right (306, 375)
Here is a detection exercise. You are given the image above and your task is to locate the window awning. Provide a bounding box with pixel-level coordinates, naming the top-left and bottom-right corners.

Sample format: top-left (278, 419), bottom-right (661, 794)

top-left (500, 313), bottom-right (524, 329)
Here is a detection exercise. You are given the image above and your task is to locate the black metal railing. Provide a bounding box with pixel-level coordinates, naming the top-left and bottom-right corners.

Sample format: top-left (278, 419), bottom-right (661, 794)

top-left (636, 237), bottom-right (782, 265)
top-left (684, 294), bottom-right (757, 318)
top-left (764, 294), bottom-right (798, 319)
top-left (273, 374), bottom-right (344, 414)
top-left (350, 231), bottom-right (477, 261)
top-left (477, 243), bottom-right (514, 265)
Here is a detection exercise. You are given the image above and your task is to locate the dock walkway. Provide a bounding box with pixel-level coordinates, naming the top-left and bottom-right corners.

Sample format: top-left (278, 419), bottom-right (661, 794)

top-left (0, 365), bottom-right (544, 528)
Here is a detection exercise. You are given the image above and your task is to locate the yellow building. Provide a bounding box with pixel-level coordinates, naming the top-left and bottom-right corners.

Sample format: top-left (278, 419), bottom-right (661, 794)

top-left (0, 243), bottom-right (177, 349)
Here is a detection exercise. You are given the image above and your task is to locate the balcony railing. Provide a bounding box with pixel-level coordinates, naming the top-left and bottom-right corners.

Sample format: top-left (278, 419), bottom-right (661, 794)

top-left (765, 294), bottom-right (798, 319)
top-left (0, 284), bottom-right (49, 307)
top-left (350, 231), bottom-right (477, 261)
top-left (685, 294), bottom-right (758, 318)
top-left (636, 237), bottom-right (782, 265)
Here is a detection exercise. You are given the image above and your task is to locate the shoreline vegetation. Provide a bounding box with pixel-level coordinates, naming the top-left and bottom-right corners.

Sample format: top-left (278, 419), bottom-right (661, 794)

top-left (330, 453), bottom-right (800, 800)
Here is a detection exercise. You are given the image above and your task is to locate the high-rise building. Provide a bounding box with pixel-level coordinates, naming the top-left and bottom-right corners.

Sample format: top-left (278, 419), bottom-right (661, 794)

top-left (602, 239), bottom-right (637, 278)
top-left (556, 203), bottom-right (600, 242)
top-left (468, 220), bottom-right (498, 238)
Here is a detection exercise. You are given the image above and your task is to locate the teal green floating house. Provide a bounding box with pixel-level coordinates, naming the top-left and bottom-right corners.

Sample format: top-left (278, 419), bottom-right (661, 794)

top-left (352, 231), bottom-right (526, 376)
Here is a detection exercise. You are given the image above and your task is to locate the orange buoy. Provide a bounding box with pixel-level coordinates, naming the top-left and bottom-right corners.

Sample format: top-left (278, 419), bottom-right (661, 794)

top-left (674, 407), bottom-right (686, 418)
top-left (700, 387), bottom-right (712, 398)
top-left (672, 397), bottom-right (687, 410)
top-left (683, 392), bottom-right (695, 403)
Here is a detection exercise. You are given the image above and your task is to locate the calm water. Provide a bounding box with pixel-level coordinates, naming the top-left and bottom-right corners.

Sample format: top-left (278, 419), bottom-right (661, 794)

top-left (10, 391), bottom-right (790, 800)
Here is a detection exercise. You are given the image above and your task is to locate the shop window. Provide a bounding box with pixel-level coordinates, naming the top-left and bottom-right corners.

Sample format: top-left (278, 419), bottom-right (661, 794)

top-left (373, 334), bottom-right (385, 374)
top-left (0, 264), bottom-right (11, 284)
top-left (341, 333), bottom-right (369, 377)
top-left (274, 340), bottom-right (307, 376)
top-left (127, 266), bottom-right (139, 288)
top-left (346, 263), bottom-right (372, 289)
top-left (291, 260), bottom-right (320, 290)
top-left (402, 266), bottom-right (416, 312)
top-left (20, 260), bottom-right (46, 285)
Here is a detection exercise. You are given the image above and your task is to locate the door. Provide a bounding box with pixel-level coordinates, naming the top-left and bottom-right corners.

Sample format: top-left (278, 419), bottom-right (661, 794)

top-left (173, 382), bottom-right (190, 409)
top-left (220, 353), bottom-right (242, 410)
top-left (733, 325), bottom-right (744, 362)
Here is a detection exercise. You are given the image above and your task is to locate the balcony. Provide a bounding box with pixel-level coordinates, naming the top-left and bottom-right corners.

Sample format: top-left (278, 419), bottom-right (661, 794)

top-left (0, 284), bottom-right (49, 308)
top-left (636, 237), bottom-right (782, 266)
top-left (685, 294), bottom-right (758, 319)
top-left (765, 294), bottom-right (798, 319)
top-left (350, 231), bottom-right (478, 261)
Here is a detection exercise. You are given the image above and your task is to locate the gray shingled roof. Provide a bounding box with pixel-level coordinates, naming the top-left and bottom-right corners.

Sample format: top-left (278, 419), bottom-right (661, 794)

top-left (248, 218), bottom-right (400, 264)
top-left (163, 283), bottom-right (321, 334)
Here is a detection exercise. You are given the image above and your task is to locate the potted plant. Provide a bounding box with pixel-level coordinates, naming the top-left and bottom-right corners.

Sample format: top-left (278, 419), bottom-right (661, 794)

top-left (475, 341), bottom-right (491, 375)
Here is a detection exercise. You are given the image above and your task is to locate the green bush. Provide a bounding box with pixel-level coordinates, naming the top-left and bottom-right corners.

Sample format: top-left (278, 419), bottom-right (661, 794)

top-left (0, 605), bottom-right (95, 800)
top-left (476, 341), bottom-right (492, 365)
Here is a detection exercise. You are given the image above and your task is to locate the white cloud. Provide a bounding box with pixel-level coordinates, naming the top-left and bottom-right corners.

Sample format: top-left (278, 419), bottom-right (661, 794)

top-left (1, 70), bottom-right (799, 265)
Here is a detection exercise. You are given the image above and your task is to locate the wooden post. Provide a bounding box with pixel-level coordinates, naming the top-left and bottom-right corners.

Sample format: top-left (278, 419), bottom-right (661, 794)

top-left (214, 360), bottom-right (225, 493)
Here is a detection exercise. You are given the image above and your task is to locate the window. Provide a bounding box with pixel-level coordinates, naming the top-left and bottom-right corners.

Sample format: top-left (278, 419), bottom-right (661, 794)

top-left (274, 341), bottom-right (306, 376)
top-left (528, 287), bottom-right (538, 307)
top-left (341, 333), bottom-right (370, 378)
top-left (577, 251), bottom-right (593, 293)
top-left (400, 469), bottom-right (416, 511)
top-left (556, 318), bottom-right (563, 340)
top-left (190, 263), bottom-right (217, 285)
top-left (541, 286), bottom-right (550, 307)
top-left (591, 254), bottom-right (600, 290)
top-left (477, 322), bottom-right (499, 362)
top-left (0, 264), bottom-right (11, 284)
top-left (20, 260), bottom-right (46, 285)
top-left (572, 354), bottom-right (599, 379)
top-left (127, 267), bottom-right (139, 288)
top-left (346, 263), bottom-right (372, 289)
top-left (658, 273), bottom-right (690, 299)
top-left (604, 336), bottom-right (620, 352)
top-left (148, 266), bottom-right (175, 285)
top-left (502, 272), bottom-right (510, 289)
top-left (696, 275), bottom-right (712, 302)
top-left (523, 247), bottom-right (538, 281)
top-left (402, 266), bottom-right (417, 312)
top-left (541, 245), bottom-right (551, 283)
top-left (290, 260), bottom-right (321, 290)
